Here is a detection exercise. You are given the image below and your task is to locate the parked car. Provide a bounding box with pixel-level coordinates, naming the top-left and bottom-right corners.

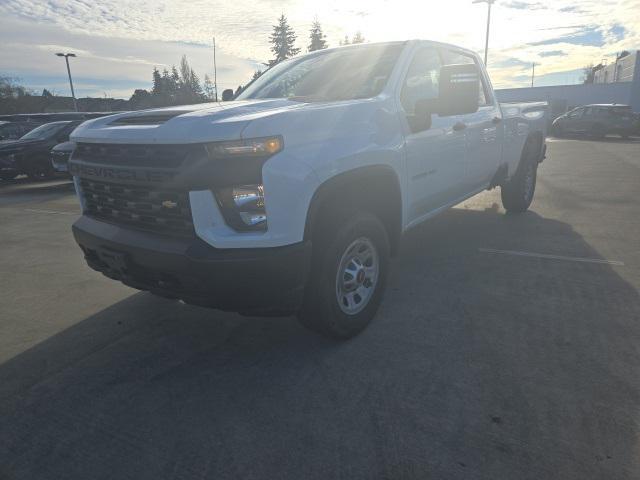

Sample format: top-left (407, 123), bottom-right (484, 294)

top-left (552, 104), bottom-right (637, 138)
top-left (69, 40), bottom-right (547, 338)
top-left (0, 120), bottom-right (82, 180)
top-left (0, 121), bottom-right (40, 143)
top-left (50, 141), bottom-right (76, 174)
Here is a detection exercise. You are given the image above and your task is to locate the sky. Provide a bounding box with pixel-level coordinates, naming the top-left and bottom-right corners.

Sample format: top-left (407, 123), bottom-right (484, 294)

top-left (0, 0), bottom-right (639, 99)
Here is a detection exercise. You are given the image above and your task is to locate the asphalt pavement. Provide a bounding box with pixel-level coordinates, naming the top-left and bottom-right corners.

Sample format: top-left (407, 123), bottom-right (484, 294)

top-left (1, 137), bottom-right (639, 480)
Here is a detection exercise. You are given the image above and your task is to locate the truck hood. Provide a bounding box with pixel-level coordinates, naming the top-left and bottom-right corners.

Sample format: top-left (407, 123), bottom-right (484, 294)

top-left (70, 99), bottom-right (314, 145)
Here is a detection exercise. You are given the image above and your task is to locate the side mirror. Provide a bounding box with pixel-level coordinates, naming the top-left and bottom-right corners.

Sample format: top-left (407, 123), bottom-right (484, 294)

top-left (410, 98), bottom-right (436, 133)
top-left (221, 89), bottom-right (234, 101)
top-left (438, 63), bottom-right (480, 116)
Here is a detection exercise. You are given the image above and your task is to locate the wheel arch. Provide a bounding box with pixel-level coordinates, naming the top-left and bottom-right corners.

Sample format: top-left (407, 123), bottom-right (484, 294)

top-left (304, 165), bottom-right (403, 256)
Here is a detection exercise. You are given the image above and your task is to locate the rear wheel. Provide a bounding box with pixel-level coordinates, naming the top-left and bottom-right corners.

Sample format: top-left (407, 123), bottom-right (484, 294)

top-left (298, 212), bottom-right (390, 339)
top-left (501, 139), bottom-right (539, 213)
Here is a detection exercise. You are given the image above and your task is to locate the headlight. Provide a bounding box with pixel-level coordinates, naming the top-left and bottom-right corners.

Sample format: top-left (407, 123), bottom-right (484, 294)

top-left (207, 137), bottom-right (282, 232)
top-left (206, 136), bottom-right (283, 159)
top-left (215, 184), bottom-right (267, 231)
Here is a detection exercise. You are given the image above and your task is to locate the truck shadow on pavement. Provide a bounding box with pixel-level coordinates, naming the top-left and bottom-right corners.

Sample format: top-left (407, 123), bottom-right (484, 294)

top-left (1, 206), bottom-right (639, 480)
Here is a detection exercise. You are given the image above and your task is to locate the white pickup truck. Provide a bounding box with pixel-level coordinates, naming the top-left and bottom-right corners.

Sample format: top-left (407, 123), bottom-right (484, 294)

top-left (69, 40), bottom-right (547, 338)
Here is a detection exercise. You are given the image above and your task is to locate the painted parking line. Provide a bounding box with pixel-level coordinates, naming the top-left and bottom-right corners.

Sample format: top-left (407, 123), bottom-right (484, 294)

top-left (24, 208), bottom-right (79, 216)
top-left (479, 248), bottom-right (624, 266)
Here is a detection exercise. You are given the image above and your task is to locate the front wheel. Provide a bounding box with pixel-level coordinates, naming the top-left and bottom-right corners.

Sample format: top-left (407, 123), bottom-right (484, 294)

top-left (298, 212), bottom-right (390, 339)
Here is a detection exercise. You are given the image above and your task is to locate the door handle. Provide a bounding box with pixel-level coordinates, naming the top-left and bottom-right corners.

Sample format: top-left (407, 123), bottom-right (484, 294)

top-left (492, 116), bottom-right (502, 124)
top-left (453, 122), bottom-right (466, 131)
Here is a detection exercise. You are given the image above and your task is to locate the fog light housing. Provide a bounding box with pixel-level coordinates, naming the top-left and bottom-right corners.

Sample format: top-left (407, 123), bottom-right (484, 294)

top-left (215, 184), bottom-right (267, 231)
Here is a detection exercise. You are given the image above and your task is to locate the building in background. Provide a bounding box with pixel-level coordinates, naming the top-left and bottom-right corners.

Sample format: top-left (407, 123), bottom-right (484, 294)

top-left (594, 51), bottom-right (637, 84)
top-left (496, 50), bottom-right (640, 120)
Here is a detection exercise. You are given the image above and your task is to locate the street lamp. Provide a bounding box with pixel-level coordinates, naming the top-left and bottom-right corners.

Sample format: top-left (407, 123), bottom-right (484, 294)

top-left (55, 53), bottom-right (78, 112)
top-left (472, 0), bottom-right (495, 66)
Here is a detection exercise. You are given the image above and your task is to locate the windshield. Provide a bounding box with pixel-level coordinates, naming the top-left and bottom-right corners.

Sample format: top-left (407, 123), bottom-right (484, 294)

top-left (19, 121), bottom-right (69, 141)
top-left (237, 43), bottom-right (404, 102)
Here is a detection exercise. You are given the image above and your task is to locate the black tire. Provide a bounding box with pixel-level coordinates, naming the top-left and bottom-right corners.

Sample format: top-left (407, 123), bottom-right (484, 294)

top-left (298, 212), bottom-right (390, 339)
top-left (501, 139), bottom-right (539, 213)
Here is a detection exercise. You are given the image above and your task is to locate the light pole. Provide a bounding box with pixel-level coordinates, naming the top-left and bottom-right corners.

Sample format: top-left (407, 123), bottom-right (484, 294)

top-left (531, 62), bottom-right (536, 87)
top-left (55, 53), bottom-right (78, 111)
top-left (212, 37), bottom-right (218, 102)
top-left (472, 0), bottom-right (495, 66)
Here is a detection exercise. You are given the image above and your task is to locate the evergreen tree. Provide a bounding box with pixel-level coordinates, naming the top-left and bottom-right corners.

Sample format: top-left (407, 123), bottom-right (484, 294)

top-left (151, 67), bottom-right (162, 96)
top-left (189, 69), bottom-right (204, 100)
top-left (203, 74), bottom-right (215, 100)
top-left (308, 17), bottom-right (327, 52)
top-left (177, 55), bottom-right (204, 103)
top-left (252, 70), bottom-right (263, 81)
top-left (171, 66), bottom-right (180, 85)
top-left (269, 14), bottom-right (300, 66)
top-left (129, 89), bottom-right (152, 109)
top-left (351, 31), bottom-right (365, 44)
top-left (166, 68), bottom-right (179, 104)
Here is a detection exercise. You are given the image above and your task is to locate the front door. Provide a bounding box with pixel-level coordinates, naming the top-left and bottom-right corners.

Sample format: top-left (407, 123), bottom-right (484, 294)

top-left (401, 46), bottom-right (467, 225)
top-left (441, 48), bottom-right (503, 191)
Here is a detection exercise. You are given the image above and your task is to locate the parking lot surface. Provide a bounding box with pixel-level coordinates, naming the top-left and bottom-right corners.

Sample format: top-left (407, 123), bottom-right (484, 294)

top-left (1, 138), bottom-right (639, 480)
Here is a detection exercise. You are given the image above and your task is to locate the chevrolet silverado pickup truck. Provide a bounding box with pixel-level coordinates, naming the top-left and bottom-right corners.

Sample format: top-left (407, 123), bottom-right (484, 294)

top-left (69, 40), bottom-right (547, 338)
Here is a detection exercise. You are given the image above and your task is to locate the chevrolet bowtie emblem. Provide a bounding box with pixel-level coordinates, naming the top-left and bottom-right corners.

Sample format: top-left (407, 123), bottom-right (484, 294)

top-left (161, 200), bottom-right (178, 209)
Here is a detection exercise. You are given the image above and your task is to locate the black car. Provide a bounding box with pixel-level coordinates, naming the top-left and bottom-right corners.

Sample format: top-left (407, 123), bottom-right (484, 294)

top-left (553, 104), bottom-right (637, 138)
top-left (0, 120), bottom-right (82, 180)
top-left (0, 121), bottom-right (41, 143)
top-left (50, 141), bottom-right (76, 174)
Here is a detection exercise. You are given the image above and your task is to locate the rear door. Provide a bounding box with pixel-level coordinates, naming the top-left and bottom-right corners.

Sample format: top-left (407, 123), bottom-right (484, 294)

top-left (400, 45), bottom-right (467, 224)
top-left (441, 49), bottom-right (503, 191)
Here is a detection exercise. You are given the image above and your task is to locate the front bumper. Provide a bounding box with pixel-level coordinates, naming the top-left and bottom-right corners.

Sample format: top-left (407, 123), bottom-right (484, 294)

top-left (73, 215), bottom-right (312, 315)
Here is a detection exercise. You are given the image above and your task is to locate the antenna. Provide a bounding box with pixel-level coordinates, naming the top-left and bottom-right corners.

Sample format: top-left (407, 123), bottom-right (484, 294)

top-left (213, 37), bottom-right (218, 102)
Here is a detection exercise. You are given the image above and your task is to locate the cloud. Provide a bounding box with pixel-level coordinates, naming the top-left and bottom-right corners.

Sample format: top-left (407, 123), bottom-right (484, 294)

top-left (538, 50), bottom-right (567, 57)
top-left (502, 1), bottom-right (546, 10)
top-left (529, 27), bottom-right (605, 47)
top-left (609, 25), bottom-right (626, 42)
top-left (1, 0), bottom-right (639, 94)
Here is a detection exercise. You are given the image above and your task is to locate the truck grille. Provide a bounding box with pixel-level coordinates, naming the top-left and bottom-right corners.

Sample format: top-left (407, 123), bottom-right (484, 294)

top-left (74, 143), bottom-right (199, 168)
top-left (80, 179), bottom-right (194, 237)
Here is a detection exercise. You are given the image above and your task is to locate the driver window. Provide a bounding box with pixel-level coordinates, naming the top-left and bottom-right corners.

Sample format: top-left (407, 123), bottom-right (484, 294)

top-left (443, 50), bottom-right (490, 106)
top-left (400, 48), bottom-right (441, 114)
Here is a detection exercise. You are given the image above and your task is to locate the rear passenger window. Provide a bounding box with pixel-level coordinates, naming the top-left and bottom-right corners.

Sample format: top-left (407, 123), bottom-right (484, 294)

top-left (442, 50), bottom-right (491, 106)
top-left (400, 48), bottom-right (441, 114)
